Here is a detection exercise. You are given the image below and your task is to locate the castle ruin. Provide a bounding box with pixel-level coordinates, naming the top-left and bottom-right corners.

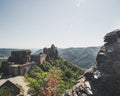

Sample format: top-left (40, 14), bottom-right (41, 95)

top-left (1, 44), bottom-right (58, 77)
top-left (1, 50), bottom-right (37, 76)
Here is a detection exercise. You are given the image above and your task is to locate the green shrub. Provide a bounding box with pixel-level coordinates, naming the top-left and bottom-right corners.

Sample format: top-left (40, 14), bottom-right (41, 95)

top-left (0, 88), bottom-right (14, 96)
top-left (25, 58), bottom-right (85, 96)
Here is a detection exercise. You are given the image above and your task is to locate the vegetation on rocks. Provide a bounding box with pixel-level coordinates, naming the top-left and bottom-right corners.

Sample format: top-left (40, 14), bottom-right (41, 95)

top-left (25, 58), bottom-right (85, 96)
top-left (0, 88), bottom-right (14, 96)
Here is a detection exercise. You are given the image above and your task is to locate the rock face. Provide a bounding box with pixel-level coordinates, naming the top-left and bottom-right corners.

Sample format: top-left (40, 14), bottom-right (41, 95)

top-left (62, 29), bottom-right (120, 96)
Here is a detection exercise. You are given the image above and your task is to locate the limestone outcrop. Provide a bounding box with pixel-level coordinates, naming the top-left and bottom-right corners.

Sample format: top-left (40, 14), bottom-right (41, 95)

top-left (62, 29), bottom-right (120, 96)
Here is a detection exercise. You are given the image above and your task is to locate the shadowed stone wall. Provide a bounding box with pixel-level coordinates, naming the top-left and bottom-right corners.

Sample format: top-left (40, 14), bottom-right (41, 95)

top-left (1, 50), bottom-right (36, 76)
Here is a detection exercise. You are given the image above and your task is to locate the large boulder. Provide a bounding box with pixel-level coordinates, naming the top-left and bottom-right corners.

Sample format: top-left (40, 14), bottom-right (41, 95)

top-left (62, 29), bottom-right (120, 96)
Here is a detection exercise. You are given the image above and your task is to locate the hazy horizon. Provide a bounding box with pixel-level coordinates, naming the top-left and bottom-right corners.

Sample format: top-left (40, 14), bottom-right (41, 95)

top-left (0, 45), bottom-right (100, 49)
top-left (0, 0), bottom-right (120, 48)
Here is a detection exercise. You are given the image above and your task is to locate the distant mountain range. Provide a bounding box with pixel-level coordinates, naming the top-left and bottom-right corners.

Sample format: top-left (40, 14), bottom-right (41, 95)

top-left (59, 47), bottom-right (100, 68)
top-left (34, 47), bottom-right (100, 68)
top-left (0, 48), bottom-right (38, 57)
top-left (0, 49), bottom-right (19, 57)
top-left (0, 47), bottom-right (100, 68)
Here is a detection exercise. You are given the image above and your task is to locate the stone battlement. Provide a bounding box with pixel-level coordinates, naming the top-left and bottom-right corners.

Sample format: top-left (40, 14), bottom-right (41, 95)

top-left (7, 50), bottom-right (31, 64)
top-left (1, 50), bottom-right (35, 76)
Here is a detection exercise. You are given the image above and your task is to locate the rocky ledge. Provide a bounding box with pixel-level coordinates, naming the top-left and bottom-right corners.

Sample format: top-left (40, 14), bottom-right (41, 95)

top-left (62, 29), bottom-right (120, 96)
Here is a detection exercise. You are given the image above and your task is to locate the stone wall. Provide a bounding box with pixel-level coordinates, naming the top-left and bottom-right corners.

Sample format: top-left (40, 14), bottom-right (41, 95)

top-left (43, 44), bottom-right (58, 61)
top-left (1, 50), bottom-right (37, 76)
top-left (1, 61), bottom-right (36, 76)
top-left (7, 50), bottom-right (31, 64)
top-left (9, 62), bottom-right (36, 76)
top-left (31, 54), bottom-right (46, 65)
top-left (40, 54), bottom-right (47, 64)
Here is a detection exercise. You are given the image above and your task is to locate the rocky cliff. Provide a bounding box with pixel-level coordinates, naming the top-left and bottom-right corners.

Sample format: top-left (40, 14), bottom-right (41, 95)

top-left (62, 29), bottom-right (120, 96)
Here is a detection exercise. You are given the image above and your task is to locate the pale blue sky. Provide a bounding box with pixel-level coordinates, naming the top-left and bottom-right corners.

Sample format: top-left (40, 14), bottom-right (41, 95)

top-left (0, 0), bottom-right (120, 48)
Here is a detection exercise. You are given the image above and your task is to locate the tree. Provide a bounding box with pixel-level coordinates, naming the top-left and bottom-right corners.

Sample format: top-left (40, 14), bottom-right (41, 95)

top-left (40, 68), bottom-right (62, 96)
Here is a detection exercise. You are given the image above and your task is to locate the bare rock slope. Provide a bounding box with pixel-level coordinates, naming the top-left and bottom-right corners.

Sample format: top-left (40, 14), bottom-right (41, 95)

top-left (63, 29), bottom-right (120, 96)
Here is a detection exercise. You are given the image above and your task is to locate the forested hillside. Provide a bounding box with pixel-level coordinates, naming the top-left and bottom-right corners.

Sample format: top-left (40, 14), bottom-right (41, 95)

top-left (25, 58), bottom-right (85, 96)
top-left (0, 48), bottom-right (38, 57)
top-left (59, 47), bottom-right (100, 68)
top-left (0, 49), bottom-right (19, 57)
